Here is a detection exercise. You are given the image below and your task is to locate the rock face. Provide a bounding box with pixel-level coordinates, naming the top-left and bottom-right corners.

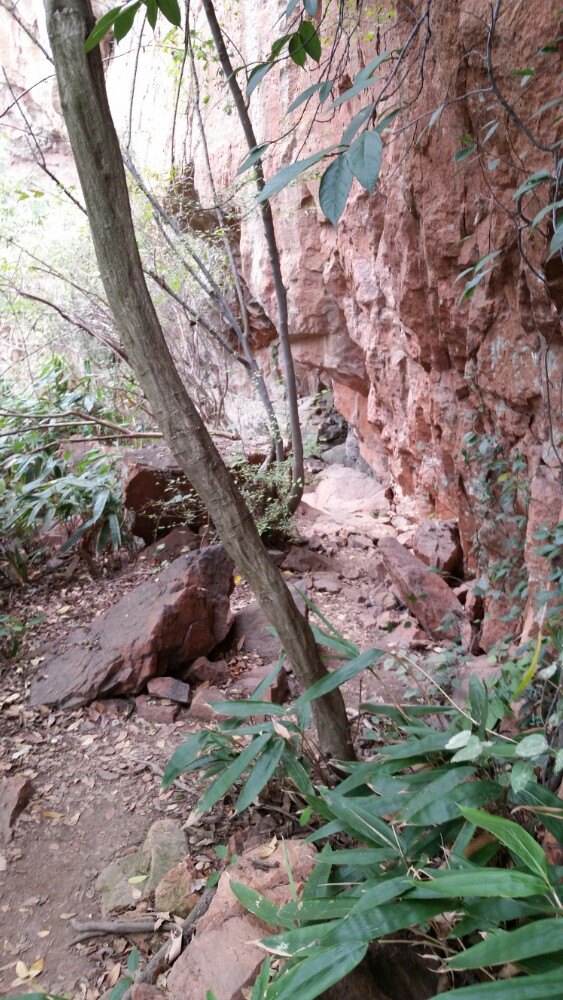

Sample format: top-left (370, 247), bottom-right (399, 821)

top-left (378, 537), bottom-right (465, 641)
top-left (122, 446), bottom-right (200, 543)
top-left (166, 839), bottom-right (315, 1000)
top-left (30, 546), bottom-right (234, 708)
top-left (96, 819), bottom-right (187, 912)
top-left (0, 777), bottom-right (34, 842)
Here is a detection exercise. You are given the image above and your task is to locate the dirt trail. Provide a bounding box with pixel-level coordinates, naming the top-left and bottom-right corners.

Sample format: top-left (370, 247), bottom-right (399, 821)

top-left (0, 498), bottom-right (421, 997)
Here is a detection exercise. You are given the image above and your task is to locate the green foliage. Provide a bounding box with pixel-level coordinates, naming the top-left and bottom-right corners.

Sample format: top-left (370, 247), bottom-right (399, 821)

top-left (0, 357), bottom-right (127, 572)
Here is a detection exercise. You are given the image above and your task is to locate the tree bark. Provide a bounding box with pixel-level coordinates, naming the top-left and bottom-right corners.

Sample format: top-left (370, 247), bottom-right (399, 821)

top-left (43, 0), bottom-right (354, 762)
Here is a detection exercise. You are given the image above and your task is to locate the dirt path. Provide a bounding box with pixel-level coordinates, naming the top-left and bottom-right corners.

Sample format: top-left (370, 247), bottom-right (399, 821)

top-left (0, 502), bottom-right (421, 997)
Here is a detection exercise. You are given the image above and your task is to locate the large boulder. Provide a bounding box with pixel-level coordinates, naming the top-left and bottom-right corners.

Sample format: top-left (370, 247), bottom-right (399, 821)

top-left (378, 537), bottom-right (466, 641)
top-left (122, 445), bottom-right (201, 543)
top-left (166, 840), bottom-right (315, 1000)
top-left (412, 518), bottom-right (463, 579)
top-left (30, 546), bottom-right (234, 708)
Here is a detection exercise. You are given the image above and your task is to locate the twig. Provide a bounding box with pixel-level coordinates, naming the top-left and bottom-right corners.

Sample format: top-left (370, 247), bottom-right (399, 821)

top-left (69, 917), bottom-right (174, 945)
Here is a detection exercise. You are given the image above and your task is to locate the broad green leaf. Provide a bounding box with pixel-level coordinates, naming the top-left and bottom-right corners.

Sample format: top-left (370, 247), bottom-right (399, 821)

top-left (210, 700), bottom-right (288, 718)
top-left (288, 32), bottom-right (307, 67)
top-left (189, 733), bottom-right (271, 821)
top-left (265, 943), bottom-right (368, 1000)
top-left (303, 0), bottom-right (318, 14)
top-left (515, 733), bottom-right (550, 759)
top-left (146, 0), bottom-right (158, 29)
top-left (84, 6), bottom-right (122, 53)
top-left (296, 647), bottom-right (383, 704)
top-left (258, 147), bottom-right (338, 202)
top-left (451, 734), bottom-right (483, 763)
top-left (459, 807), bottom-right (549, 882)
top-left (162, 730), bottom-right (209, 787)
top-left (156, 0), bottom-right (181, 26)
top-left (237, 144), bottom-right (270, 174)
top-left (531, 198), bottom-right (563, 229)
top-left (435, 970), bottom-right (563, 999)
top-left (236, 738), bottom-right (284, 813)
top-left (513, 169), bottom-right (551, 201)
top-left (108, 979), bottom-right (133, 1000)
top-left (346, 130), bottom-right (382, 192)
top-left (231, 881), bottom-right (288, 928)
top-left (127, 949), bottom-right (139, 973)
top-left (448, 918), bottom-right (563, 970)
top-left (113, 1), bottom-right (141, 41)
top-left (318, 155), bottom-right (353, 224)
top-left (417, 869), bottom-right (548, 899)
top-left (298, 21), bottom-right (321, 62)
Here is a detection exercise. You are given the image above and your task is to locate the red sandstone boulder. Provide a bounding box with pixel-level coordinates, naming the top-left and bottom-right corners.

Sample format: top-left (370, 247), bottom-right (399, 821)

top-left (166, 840), bottom-right (315, 1000)
top-left (412, 519), bottom-right (463, 579)
top-left (378, 537), bottom-right (466, 641)
top-left (30, 547), bottom-right (234, 708)
top-left (0, 777), bottom-right (34, 842)
top-left (122, 445), bottom-right (201, 543)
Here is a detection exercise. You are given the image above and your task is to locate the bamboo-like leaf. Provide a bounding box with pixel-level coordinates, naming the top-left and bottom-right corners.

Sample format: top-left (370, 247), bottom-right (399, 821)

top-left (113, 1), bottom-right (141, 41)
top-left (416, 869), bottom-right (547, 899)
top-left (459, 808), bottom-right (548, 882)
top-left (258, 147), bottom-right (338, 202)
top-left (161, 730), bottom-right (209, 787)
top-left (236, 738), bottom-right (285, 813)
top-left (84, 6), bottom-right (122, 52)
top-left (295, 648), bottom-right (383, 705)
top-left (231, 881), bottom-right (289, 929)
top-left (447, 918), bottom-right (563, 970)
top-left (188, 733), bottom-right (271, 821)
top-left (434, 969), bottom-right (563, 999)
top-left (210, 700), bottom-right (288, 718)
top-left (265, 943), bottom-right (368, 1000)
top-left (156, 0), bottom-right (181, 25)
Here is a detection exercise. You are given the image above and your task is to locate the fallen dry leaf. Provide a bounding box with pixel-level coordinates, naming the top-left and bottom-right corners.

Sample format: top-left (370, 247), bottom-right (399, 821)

top-left (64, 810), bottom-right (81, 827)
top-left (106, 963), bottom-right (121, 988)
top-left (258, 836), bottom-right (277, 859)
top-left (43, 811), bottom-right (63, 820)
top-left (167, 929), bottom-right (183, 964)
top-left (37, 930), bottom-right (50, 938)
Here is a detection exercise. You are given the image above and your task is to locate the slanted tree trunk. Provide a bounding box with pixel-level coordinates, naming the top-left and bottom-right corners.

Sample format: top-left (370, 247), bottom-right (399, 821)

top-left (43, 0), bottom-right (354, 762)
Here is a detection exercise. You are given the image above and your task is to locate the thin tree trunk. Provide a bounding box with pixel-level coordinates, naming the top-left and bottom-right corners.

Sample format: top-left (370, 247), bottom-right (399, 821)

top-left (43, 0), bottom-right (353, 762)
top-left (199, 0), bottom-right (305, 512)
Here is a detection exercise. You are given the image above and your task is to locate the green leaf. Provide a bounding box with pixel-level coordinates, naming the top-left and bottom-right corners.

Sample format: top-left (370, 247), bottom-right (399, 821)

top-left (156, 0), bottom-right (181, 26)
top-left (515, 734), bottom-right (549, 759)
top-left (146, 0), bottom-right (158, 29)
top-left (298, 21), bottom-right (321, 62)
top-left (418, 868), bottom-right (548, 898)
top-left (448, 918), bottom-right (563, 970)
top-left (84, 6), bottom-right (122, 53)
top-left (248, 63), bottom-right (275, 97)
top-left (346, 130), bottom-right (382, 192)
top-left (303, 0), bottom-right (318, 15)
top-left (251, 957), bottom-right (271, 1000)
top-left (320, 788), bottom-right (404, 853)
top-left (190, 733), bottom-right (271, 820)
top-left (459, 807), bottom-right (548, 882)
top-left (549, 222), bottom-right (563, 259)
top-left (296, 647), bottom-right (383, 704)
top-left (399, 765), bottom-right (475, 821)
top-left (451, 734), bottom-right (483, 763)
top-left (531, 198), bottom-right (563, 229)
top-left (318, 156), bottom-right (353, 226)
top-left (287, 81), bottom-right (330, 113)
top-left (231, 881), bottom-right (286, 928)
top-left (236, 738), bottom-right (285, 813)
top-left (342, 105), bottom-right (374, 145)
top-left (469, 673), bottom-right (488, 737)
top-left (237, 144), bottom-right (270, 174)
top-left (513, 169), bottom-right (551, 201)
top-left (288, 33), bottom-right (307, 67)
top-left (108, 978), bottom-right (133, 1000)
top-left (127, 948), bottom-right (140, 973)
top-left (435, 970), bottom-right (563, 999)
top-left (265, 943), bottom-right (368, 1000)
top-left (258, 147), bottom-right (338, 202)
top-left (162, 731), bottom-right (209, 787)
top-left (454, 144), bottom-right (476, 162)
top-left (113, 1), bottom-right (141, 42)
top-left (210, 700), bottom-right (288, 718)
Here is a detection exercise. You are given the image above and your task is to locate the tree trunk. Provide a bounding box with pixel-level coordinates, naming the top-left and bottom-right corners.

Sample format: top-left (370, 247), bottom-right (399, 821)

top-left (199, 0), bottom-right (305, 511)
top-left (43, 0), bottom-right (354, 762)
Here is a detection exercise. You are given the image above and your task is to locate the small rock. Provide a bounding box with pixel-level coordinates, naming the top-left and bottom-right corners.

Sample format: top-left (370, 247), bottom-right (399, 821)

top-left (154, 857), bottom-right (199, 917)
top-left (267, 549), bottom-right (286, 566)
top-left (313, 572), bottom-right (341, 594)
top-left (230, 583), bottom-right (307, 660)
top-left (141, 527), bottom-right (199, 563)
top-left (371, 586), bottom-right (398, 612)
top-left (347, 534), bottom-right (373, 550)
top-left (143, 820), bottom-right (188, 894)
top-left (378, 537), bottom-right (466, 640)
top-left (188, 685), bottom-right (224, 722)
top-left (136, 696), bottom-right (180, 724)
top-left (281, 545), bottom-right (333, 574)
top-left (147, 677), bottom-right (191, 704)
top-left (184, 657), bottom-right (229, 686)
top-left (0, 777), bottom-right (34, 842)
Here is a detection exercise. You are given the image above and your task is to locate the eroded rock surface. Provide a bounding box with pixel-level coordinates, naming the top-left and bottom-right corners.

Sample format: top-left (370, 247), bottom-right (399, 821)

top-left (30, 546), bottom-right (234, 708)
top-left (378, 537), bottom-right (465, 641)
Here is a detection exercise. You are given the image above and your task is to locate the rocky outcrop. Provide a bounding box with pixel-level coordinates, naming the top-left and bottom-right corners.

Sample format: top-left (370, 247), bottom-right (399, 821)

top-left (378, 537), bottom-right (466, 641)
top-left (30, 546), bottom-right (234, 707)
top-left (122, 446), bottom-right (200, 543)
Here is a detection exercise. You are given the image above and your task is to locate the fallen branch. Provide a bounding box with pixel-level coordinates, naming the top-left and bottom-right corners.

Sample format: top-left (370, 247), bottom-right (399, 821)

top-left (69, 917), bottom-right (174, 945)
top-left (121, 886), bottom-right (217, 999)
